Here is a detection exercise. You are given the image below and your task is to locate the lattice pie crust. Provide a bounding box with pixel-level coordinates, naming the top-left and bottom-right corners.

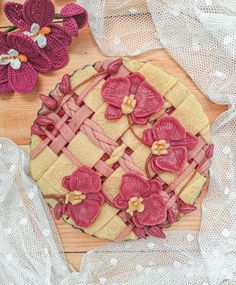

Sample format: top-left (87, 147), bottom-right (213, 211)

top-left (30, 59), bottom-right (213, 241)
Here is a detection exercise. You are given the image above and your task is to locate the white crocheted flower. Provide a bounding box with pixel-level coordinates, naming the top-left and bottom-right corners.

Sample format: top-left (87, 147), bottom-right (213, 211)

top-left (0, 49), bottom-right (22, 70)
top-left (24, 23), bottom-right (48, 48)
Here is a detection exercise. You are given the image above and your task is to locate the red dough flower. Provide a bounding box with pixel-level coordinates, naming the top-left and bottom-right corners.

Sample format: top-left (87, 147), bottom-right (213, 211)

top-left (143, 116), bottom-right (198, 173)
top-left (54, 167), bottom-right (104, 228)
top-left (0, 32), bottom-right (50, 94)
top-left (101, 72), bottom-right (164, 124)
top-left (4, 0), bottom-right (72, 69)
top-left (113, 173), bottom-right (167, 228)
top-left (60, 3), bottom-right (88, 36)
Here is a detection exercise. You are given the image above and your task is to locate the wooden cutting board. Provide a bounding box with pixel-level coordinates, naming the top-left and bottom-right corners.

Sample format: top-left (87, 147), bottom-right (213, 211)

top-left (0, 0), bottom-right (227, 271)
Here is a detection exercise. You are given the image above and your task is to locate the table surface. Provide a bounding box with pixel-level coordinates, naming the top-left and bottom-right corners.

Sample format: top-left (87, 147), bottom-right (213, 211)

top-left (0, 0), bottom-right (227, 271)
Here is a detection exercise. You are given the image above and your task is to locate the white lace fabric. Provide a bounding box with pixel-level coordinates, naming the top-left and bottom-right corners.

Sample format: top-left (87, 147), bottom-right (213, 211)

top-left (1, 1), bottom-right (236, 284)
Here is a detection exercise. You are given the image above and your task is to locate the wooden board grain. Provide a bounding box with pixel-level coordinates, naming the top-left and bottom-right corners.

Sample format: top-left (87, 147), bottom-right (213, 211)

top-left (0, 0), bottom-right (227, 272)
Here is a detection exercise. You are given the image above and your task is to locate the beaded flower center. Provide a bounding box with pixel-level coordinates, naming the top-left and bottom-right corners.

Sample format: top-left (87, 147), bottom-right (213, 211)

top-left (151, 139), bottom-right (170, 156)
top-left (126, 196), bottom-right (144, 216)
top-left (65, 190), bottom-right (86, 205)
top-left (121, 94), bottom-right (137, 114)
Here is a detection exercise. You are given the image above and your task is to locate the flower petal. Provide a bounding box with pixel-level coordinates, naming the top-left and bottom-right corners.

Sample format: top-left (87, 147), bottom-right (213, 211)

top-left (0, 32), bottom-right (8, 53)
top-left (105, 105), bottom-right (123, 120)
top-left (4, 2), bottom-right (29, 30)
top-left (151, 146), bottom-right (187, 173)
top-left (151, 116), bottom-right (186, 142)
top-left (101, 77), bottom-right (130, 108)
top-left (0, 66), bottom-right (12, 94)
top-left (132, 194), bottom-right (167, 227)
top-left (131, 113), bottom-right (149, 125)
top-left (62, 18), bottom-right (79, 37)
top-left (119, 173), bottom-right (150, 201)
top-left (62, 176), bottom-right (72, 191)
top-left (30, 23), bottom-right (40, 34)
top-left (127, 72), bottom-right (145, 94)
top-left (147, 226), bottom-right (166, 239)
top-left (133, 81), bottom-right (164, 118)
top-left (113, 195), bottom-right (128, 209)
top-left (69, 167), bottom-right (101, 194)
top-left (42, 34), bottom-right (69, 69)
top-left (0, 66), bottom-right (8, 82)
top-left (10, 58), bottom-right (21, 70)
top-left (8, 62), bottom-right (37, 93)
top-left (36, 34), bottom-right (47, 49)
top-left (23, 0), bottom-right (55, 27)
top-left (148, 179), bottom-right (163, 196)
top-left (68, 199), bottom-right (101, 228)
top-left (60, 3), bottom-right (85, 17)
top-left (186, 132), bottom-right (199, 150)
top-left (142, 128), bottom-right (154, 146)
top-left (50, 24), bottom-right (72, 46)
top-left (8, 49), bottom-right (19, 57)
top-left (133, 227), bottom-right (147, 238)
top-left (86, 192), bottom-right (105, 206)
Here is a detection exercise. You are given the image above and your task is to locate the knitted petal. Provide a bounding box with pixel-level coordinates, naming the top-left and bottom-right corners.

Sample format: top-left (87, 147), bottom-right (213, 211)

top-left (60, 3), bottom-right (86, 17)
top-left (7, 33), bottom-right (41, 59)
top-left (50, 24), bottom-right (72, 46)
top-left (134, 81), bottom-right (164, 118)
top-left (0, 32), bottom-right (8, 53)
top-left (101, 77), bottom-right (130, 108)
top-left (151, 116), bottom-right (186, 142)
top-left (8, 62), bottom-right (37, 94)
top-left (0, 66), bottom-right (12, 95)
top-left (67, 199), bottom-right (101, 228)
top-left (132, 194), bottom-right (167, 227)
top-left (69, 167), bottom-right (101, 194)
top-left (127, 72), bottom-right (145, 94)
top-left (62, 18), bottom-right (79, 37)
top-left (75, 10), bottom-right (88, 30)
top-left (23, 0), bottom-right (55, 27)
top-left (105, 105), bottom-right (123, 120)
top-left (42, 34), bottom-right (68, 69)
top-left (150, 146), bottom-right (187, 173)
top-left (4, 2), bottom-right (29, 30)
top-left (119, 173), bottom-right (150, 201)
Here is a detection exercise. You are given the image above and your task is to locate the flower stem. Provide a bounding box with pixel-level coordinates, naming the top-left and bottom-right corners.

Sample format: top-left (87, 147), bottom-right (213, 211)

top-left (54, 13), bottom-right (62, 19)
top-left (5, 26), bottom-right (17, 33)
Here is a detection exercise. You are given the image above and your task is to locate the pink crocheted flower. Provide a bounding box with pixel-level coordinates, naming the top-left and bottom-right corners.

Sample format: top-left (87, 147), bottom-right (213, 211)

top-left (54, 167), bottom-right (104, 228)
top-left (113, 173), bottom-right (167, 228)
top-left (0, 32), bottom-right (50, 94)
top-left (142, 116), bottom-right (199, 173)
top-left (101, 72), bottom-right (164, 124)
top-left (60, 3), bottom-right (88, 36)
top-left (4, 0), bottom-right (72, 69)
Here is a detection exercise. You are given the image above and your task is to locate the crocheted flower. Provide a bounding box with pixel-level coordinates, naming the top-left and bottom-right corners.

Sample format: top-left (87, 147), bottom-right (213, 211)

top-left (54, 167), bottom-right (104, 228)
top-left (142, 116), bottom-right (199, 173)
top-left (101, 72), bottom-right (164, 124)
top-left (4, 0), bottom-right (72, 69)
top-left (0, 32), bottom-right (50, 94)
top-left (60, 3), bottom-right (88, 36)
top-left (113, 173), bottom-right (167, 227)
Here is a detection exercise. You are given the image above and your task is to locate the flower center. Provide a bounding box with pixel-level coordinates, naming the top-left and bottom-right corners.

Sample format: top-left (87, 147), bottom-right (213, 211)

top-left (151, 139), bottom-right (170, 155)
top-left (65, 190), bottom-right (86, 206)
top-left (0, 54), bottom-right (27, 63)
top-left (32, 26), bottom-right (51, 39)
top-left (126, 196), bottom-right (144, 216)
top-left (121, 94), bottom-right (137, 114)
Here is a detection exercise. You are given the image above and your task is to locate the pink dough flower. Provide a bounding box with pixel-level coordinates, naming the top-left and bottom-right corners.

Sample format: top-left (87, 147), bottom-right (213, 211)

top-left (101, 72), bottom-right (164, 124)
top-left (54, 167), bottom-right (104, 228)
top-left (142, 116), bottom-right (198, 173)
top-left (4, 0), bottom-right (72, 69)
top-left (113, 173), bottom-right (167, 228)
top-left (0, 32), bottom-right (50, 94)
top-left (60, 3), bottom-right (88, 36)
